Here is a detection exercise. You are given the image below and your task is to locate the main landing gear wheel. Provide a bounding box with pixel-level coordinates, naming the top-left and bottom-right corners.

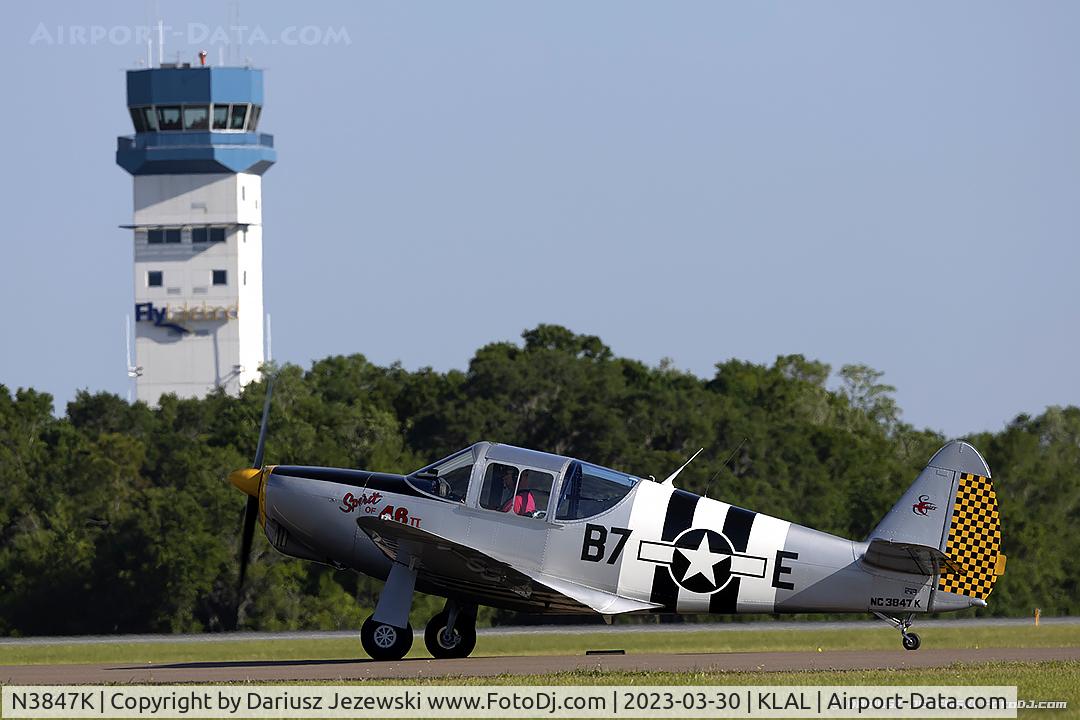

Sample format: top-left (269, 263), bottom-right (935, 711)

top-left (425, 609), bottom-right (477, 659)
top-left (902, 632), bottom-right (921, 651)
top-left (361, 615), bottom-right (413, 661)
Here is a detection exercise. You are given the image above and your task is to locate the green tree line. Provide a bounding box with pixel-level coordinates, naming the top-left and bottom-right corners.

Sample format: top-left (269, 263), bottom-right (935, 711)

top-left (0, 325), bottom-right (1076, 635)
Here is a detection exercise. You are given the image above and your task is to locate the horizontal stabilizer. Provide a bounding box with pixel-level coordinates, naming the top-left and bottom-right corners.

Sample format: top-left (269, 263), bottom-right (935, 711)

top-left (862, 538), bottom-right (963, 576)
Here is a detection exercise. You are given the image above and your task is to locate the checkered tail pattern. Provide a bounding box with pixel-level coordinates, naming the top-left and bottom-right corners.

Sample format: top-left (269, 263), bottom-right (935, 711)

top-left (937, 472), bottom-right (1004, 599)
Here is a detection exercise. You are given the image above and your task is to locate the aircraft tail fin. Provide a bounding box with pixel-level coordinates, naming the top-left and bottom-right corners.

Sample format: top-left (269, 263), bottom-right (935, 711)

top-left (867, 440), bottom-right (1005, 600)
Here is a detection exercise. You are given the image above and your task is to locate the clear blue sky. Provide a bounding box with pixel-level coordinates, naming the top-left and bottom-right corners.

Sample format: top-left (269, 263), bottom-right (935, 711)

top-left (2, 1), bottom-right (1078, 438)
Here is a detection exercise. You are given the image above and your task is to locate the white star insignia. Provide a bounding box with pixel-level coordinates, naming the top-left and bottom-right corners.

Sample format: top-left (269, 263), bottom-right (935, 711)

top-left (677, 534), bottom-right (729, 586)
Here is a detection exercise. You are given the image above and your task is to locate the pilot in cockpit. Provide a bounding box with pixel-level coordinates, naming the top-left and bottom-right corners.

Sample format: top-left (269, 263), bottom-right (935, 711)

top-left (500, 467), bottom-right (537, 516)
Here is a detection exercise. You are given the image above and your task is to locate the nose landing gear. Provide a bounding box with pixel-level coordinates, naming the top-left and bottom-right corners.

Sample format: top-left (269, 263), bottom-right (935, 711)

top-left (873, 611), bottom-right (921, 650)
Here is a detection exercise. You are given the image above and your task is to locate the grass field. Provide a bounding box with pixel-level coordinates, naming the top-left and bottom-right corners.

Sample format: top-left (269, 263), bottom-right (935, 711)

top-left (3, 623), bottom-right (1078, 666)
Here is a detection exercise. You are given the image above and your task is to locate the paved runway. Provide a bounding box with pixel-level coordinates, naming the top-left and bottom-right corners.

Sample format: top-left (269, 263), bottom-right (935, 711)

top-left (2, 647), bottom-right (1077, 684)
top-left (3, 617), bottom-right (1073, 647)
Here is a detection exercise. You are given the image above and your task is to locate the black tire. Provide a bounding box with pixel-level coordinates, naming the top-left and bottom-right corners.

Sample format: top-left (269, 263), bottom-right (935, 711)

top-left (902, 632), bottom-right (921, 651)
top-left (361, 615), bottom-right (413, 661)
top-left (424, 610), bottom-right (477, 659)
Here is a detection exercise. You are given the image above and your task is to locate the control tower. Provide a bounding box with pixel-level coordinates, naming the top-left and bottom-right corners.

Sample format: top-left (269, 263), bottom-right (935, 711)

top-left (117, 61), bottom-right (275, 404)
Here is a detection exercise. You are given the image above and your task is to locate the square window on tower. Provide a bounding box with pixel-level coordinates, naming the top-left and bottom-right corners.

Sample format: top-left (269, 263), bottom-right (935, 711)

top-left (210, 227), bottom-right (226, 243)
top-left (191, 227), bottom-right (208, 243)
top-left (147, 229), bottom-right (164, 244)
top-left (164, 228), bottom-right (181, 244)
top-left (212, 270), bottom-right (227, 286)
top-left (147, 271), bottom-right (163, 287)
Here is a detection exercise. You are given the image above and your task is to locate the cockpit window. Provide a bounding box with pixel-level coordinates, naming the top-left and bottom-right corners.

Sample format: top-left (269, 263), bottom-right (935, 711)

top-left (479, 464), bottom-right (553, 518)
top-left (480, 463), bottom-right (518, 511)
top-left (407, 448), bottom-right (474, 503)
top-left (556, 461), bottom-right (639, 520)
top-left (517, 469), bottom-right (554, 517)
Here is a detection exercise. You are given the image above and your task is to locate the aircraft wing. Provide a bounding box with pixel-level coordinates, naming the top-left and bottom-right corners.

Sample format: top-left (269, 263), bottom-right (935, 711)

top-left (356, 516), bottom-right (660, 616)
top-left (862, 538), bottom-right (963, 576)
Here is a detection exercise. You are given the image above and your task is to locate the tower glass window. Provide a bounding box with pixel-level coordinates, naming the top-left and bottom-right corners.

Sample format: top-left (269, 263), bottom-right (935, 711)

top-left (212, 105), bottom-right (229, 130)
top-left (147, 229), bottom-right (164, 244)
top-left (210, 227), bottom-right (226, 243)
top-left (183, 106), bottom-right (210, 130)
top-left (164, 228), bottom-right (181, 244)
top-left (141, 107), bottom-right (158, 131)
top-left (147, 271), bottom-right (163, 287)
top-left (157, 106), bottom-right (182, 131)
top-left (212, 270), bottom-right (227, 286)
top-left (129, 108), bottom-right (147, 132)
top-left (248, 105), bottom-right (262, 131)
top-left (229, 104), bottom-right (249, 130)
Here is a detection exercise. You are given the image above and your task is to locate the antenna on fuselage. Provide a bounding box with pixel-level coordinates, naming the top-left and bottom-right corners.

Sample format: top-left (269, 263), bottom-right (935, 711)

top-left (662, 447), bottom-right (704, 486)
top-left (703, 437), bottom-right (747, 499)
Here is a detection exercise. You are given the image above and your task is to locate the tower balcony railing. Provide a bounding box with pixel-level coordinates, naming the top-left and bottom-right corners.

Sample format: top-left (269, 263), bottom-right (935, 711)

top-left (117, 131), bottom-right (274, 152)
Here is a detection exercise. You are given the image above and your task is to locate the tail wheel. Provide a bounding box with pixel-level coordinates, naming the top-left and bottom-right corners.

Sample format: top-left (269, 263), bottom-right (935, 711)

top-left (361, 615), bottom-right (413, 661)
top-left (902, 632), bottom-right (921, 651)
top-left (424, 609), bottom-right (477, 659)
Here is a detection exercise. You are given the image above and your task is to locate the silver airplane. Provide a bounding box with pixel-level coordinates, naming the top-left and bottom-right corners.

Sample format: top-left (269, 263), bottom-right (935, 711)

top-left (229, 384), bottom-right (1005, 660)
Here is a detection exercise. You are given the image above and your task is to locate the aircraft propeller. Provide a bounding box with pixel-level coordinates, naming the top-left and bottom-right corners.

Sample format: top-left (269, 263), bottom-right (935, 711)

top-left (228, 376), bottom-right (274, 628)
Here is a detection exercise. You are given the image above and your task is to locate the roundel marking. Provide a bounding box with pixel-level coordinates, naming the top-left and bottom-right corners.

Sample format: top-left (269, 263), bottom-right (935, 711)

top-left (669, 528), bottom-right (736, 594)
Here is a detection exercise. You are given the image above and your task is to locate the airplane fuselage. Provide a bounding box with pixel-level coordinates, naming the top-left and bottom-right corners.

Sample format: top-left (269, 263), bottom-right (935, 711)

top-left (259, 464), bottom-right (964, 618)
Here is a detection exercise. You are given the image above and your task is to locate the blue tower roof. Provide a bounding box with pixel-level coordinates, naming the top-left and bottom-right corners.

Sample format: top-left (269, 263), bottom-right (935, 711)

top-left (116, 66), bottom-right (276, 176)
